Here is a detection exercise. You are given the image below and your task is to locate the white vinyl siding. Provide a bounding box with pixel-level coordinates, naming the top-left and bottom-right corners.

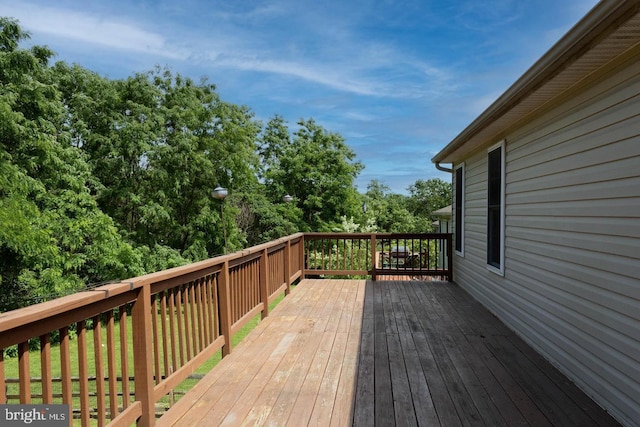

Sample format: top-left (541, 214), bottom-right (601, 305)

top-left (453, 57), bottom-right (640, 426)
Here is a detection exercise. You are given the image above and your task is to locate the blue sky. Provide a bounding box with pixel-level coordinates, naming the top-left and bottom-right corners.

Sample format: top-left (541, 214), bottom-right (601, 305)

top-left (1, 0), bottom-right (598, 194)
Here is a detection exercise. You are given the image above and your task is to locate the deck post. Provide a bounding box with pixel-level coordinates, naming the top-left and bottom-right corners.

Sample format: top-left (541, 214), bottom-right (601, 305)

top-left (284, 239), bottom-right (291, 295)
top-left (446, 233), bottom-right (453, 281)
top-left (300, 234), bottom-right (306, 279)
top-left (0, 351), bottom-right (4, 404)
top-left (18, 342), bottom-right (30, 403)
top-left (131, 283), bottom-right (155, 427)
top-left (370, 233), bottom-right (377, 281)
top-left (219, 260), bottom-right (233, 356)
top-left (260, 248), bottom-right (269, 319)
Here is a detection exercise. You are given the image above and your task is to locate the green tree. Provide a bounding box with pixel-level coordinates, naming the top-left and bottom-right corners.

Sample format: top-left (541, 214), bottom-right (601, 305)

top-left (361, 179), bottom-right (449, 233)
top-left (260, 117), bottom-right (363, 231)
top-left (57, 64), bottom-right (263, 259)
top-left (362, 180), bottom-right (415, 232)
top-left (1, 17), bottom-right (377, 311)
top-left (238, 114), bottom-right (302, 242)
top-left (55, 64), bottom-right (164, 236)
top-left (145, 71), bottom-right (262, 257)
top-left (0, 18), bottom-right (143, 310)
top-left (406, 178), bottom-right (452, 224)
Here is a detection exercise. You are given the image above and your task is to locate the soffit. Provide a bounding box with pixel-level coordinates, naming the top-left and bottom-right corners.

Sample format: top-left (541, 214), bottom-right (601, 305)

top-left (432, 2), bottom-right (640, 164)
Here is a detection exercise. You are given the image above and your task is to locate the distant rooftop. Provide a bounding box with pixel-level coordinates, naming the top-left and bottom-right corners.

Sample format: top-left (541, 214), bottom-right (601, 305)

top-left (432, 205), bottom-right (452, 217)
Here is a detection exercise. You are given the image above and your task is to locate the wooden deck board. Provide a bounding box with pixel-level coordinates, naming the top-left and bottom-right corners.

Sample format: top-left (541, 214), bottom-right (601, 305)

top-left (157, 279), bottom-right (621, 427)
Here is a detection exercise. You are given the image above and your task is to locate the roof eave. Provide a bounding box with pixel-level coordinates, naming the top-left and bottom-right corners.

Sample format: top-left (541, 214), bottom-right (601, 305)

top-left (432, 0), bottom-right (640, 165)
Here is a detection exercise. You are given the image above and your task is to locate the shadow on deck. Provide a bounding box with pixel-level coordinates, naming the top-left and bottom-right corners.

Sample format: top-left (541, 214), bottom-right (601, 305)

top-left (157, 279), bottom-right (620, 426)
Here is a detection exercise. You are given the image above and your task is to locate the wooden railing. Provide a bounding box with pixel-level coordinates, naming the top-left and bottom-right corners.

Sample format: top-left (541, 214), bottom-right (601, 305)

top-left (0, 232), bottom-right (450, 426)
top-left (304, 233), bottom-right (452, 281)
top-left (0, 234), bottom-right (304, 427)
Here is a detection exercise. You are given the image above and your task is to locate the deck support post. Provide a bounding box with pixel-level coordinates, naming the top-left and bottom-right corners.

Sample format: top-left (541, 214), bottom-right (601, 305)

top-left (300, 234), bottom-right (306, 279)
top-left (219, 260), bottom-right (233, 356)
top-left (284, 239), bottom-right (291, 295)
top-left (370, 233), bottom-right (377, 281)
top-left (260, 248), bottom-right (269, 319)
top-left (131, 284), bottom-right (155, 427)
top-left (446, 233), bottom-right (453, 281)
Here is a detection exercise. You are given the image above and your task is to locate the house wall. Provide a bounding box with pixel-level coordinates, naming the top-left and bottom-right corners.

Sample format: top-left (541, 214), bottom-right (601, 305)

top-left (453, 55), bottom-right (640, 426)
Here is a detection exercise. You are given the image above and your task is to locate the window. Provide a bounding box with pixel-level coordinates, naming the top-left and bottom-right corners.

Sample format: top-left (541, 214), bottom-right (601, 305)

top-left (487, 142), bottom-right (505, 274)
top-left (454, 164), bottom-right (464, 255)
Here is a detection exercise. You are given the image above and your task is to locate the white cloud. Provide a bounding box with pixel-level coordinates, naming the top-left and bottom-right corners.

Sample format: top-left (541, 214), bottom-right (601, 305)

top-left (214, 55), bottom-right (379, 96)
top-left (2, 2), bottom-right (187, 59)
top-left (2, 1), bottom-right (455, 100)
top-left (205, 49), bottom-right (455, 100)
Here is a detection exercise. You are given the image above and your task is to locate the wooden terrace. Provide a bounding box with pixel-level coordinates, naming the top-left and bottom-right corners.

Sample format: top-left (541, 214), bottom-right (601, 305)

top-left (0, 233), bottom-right (621, 426)
top-left (158, 278), bottom-right (620, 427)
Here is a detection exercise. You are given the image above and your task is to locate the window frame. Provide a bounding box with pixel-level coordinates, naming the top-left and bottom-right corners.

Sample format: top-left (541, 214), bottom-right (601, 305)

top-left (486, 141), bottom-right (505, 276)
top-left (454, 163), bottom-right (464, 257)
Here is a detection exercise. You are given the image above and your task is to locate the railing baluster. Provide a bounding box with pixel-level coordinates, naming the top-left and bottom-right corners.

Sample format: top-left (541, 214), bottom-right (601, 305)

top-left (209, 275), bottom-right (217, 341)
top-left (151, 295), bottom-right (161, 385)
top-left (106, 310), bottom-right (118, 420)
top-left (343, 238), bottom-right (347, 270)
top-left (77, 321), bottom-right (89, 427)
top-left (93, 315), bottom-right (106, 427)
top-left (189, 282), bottom-right (198, 359)
top-left (160, 292), bottom-right (170, 384)
top-left (183, 284), bottom-right (192, 361)
top-left (175, 287), bottom-right (185, 367)
top-left (39, 334), bottom-right (52, 404)
top-left (168, 289), bottom-right (178, 372)
top-left (59, 327), bottom-right (72, 409)
top-left (118, 305), bottom-right (130, 410)
top-left (201, 277), bottom-right (211, 345)
top-left (197, 279), bottom-right (206, 350)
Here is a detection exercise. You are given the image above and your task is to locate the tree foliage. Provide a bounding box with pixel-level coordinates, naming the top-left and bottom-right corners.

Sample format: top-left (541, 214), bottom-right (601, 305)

top-left (260, 117), bottom-right (363, 231)
top-left (0, 18), bottom-right (452, 311)
top-left (361, 178), bottom-right (451, 233)
top-left (0, 18), bottom-right (143, 310)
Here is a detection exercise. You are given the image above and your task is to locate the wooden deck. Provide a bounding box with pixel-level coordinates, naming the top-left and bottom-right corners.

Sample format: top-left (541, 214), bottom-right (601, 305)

top-left (157, 279), bottom-right (620, 426)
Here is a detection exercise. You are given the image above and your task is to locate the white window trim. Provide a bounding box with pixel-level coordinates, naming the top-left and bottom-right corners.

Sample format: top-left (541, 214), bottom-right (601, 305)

top-left (486, 140), bottom-right (505, 277)
top-left (454, 162), bottom-right (465, 257)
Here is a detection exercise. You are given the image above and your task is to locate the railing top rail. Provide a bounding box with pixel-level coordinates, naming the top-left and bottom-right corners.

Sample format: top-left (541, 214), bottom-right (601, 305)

top-left (0, 281), bottom-right (135, 333)
top-left (368, 232), bottom-right (452, 239)
top-left (304, 232), bottom-right (452, 238)
top-left (130, 232), bottom-right (304, 287)
top-left (0, 232), bottom-right (304, 335)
